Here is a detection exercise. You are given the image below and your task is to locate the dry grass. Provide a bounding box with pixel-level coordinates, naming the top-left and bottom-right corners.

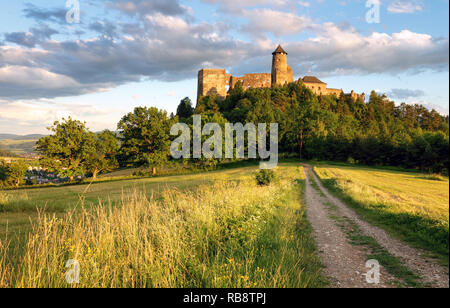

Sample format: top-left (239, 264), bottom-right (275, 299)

top-left (0, 165), bottom-right (325, 288)
top-left (314, 165), bottom-right (449, 261)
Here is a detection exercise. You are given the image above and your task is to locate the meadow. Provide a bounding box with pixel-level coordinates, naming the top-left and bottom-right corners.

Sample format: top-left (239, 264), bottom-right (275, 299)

top-left (0, 139), bottom-right (38, 155)
top-left (314, 164), bottom-right (449, 262)
top-left (0, 163), bottom-right (326, 288)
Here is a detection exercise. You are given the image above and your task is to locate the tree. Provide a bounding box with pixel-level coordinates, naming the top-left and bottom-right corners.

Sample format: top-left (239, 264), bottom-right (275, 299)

top-left (0, 160), bottom-right (28, 188)
top-left (7, 160), bottom-right (28, 187)
top-left (37, 118), bottom-right (96, 181)
top-left (118, 107), bottom-right (177, 175)
top-left (176, 97), bottom-right (194, 120)
top-left (0, 160), bottom-right (9, 188)
top-left (84, 130), bottom-right (120, 179)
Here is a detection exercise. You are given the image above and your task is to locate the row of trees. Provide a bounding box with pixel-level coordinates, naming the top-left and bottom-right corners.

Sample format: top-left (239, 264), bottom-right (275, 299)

top-left (36, 120), bottom-right (119, 181)
top-left (8, 79), bottom-right (446, 187)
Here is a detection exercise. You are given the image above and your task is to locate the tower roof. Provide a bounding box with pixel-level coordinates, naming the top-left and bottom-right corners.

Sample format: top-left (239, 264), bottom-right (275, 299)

top-left (272, 45), bottom-right (288, 55)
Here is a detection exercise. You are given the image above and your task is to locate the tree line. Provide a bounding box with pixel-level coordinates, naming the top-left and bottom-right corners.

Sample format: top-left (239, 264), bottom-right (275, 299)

top-left (196, 81), bottom-right (449, 174)
top-left (1, 80), bottom-right (448, 188)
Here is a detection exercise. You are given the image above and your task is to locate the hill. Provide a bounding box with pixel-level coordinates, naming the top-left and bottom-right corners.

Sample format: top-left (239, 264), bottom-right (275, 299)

top-left (0, 135), bottom-right (44, 155)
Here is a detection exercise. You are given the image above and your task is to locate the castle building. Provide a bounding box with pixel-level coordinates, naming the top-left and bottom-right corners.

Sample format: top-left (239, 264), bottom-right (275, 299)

top-left (197, 45), bottom-right (365, 102)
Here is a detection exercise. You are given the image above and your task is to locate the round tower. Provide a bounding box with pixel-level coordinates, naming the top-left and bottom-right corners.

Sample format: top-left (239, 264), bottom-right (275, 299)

top-left (271, 45), bottom-right (289, 86)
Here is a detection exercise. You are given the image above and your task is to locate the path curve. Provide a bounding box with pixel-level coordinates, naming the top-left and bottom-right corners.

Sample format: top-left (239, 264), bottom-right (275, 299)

top-left (303, 164), bottom-right (449, 288)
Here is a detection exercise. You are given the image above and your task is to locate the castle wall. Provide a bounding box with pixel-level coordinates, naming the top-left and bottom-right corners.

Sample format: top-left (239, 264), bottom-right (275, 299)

top-left (304, 82), bottom-right (328, 96)
top-left (197, 46), bottom-right (365, 103)
top-left (197, 69), bottom-right (228, 99)
top-left (326, 88), bottom-right (343, 97)
top-left (287, 65), bottom-right (294, 83)
top-left (345, 91), bottom-right (365, 102)
top-left (230, 73), bottom-right (272, 91)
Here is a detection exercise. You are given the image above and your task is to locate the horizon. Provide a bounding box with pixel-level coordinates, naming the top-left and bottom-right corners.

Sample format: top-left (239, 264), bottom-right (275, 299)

top-left (0, 0), bottom-right (449, 134)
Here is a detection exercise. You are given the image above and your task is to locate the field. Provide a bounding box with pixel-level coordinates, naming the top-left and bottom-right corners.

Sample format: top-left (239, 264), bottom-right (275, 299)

top-left (0, 162), bottom-right (326, 288)
top-left (1, 161), bottom-right (449, 288)
top-left (314, 164), bottom-right (449, 262)
top-left (0, 139), bottom-right (38, 155)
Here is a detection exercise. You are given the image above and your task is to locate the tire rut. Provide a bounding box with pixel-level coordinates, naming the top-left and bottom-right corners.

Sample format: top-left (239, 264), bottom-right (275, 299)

top-left (302, 166), bottom-right (395, 288)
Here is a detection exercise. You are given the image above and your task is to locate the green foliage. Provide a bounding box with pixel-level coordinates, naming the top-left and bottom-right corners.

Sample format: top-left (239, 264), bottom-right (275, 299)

top-left (195, 82), bottom-right (449, 174)
top-left (37, 118), bottom-right (96, 181)
top-left (176, 97), bottom-right (194, 120)
top-left (117, 107), bottom-right (177, 173)
top-left (0, 160), bottom-right (28, 188)
top-left (84, 130), bottom-right (120, 179)
top-left (36, 119), bottom-right (121, 181)
top-left (255, 169), bottom-right (277, 186)
top-left (0, 148), bottom-right (19, 158)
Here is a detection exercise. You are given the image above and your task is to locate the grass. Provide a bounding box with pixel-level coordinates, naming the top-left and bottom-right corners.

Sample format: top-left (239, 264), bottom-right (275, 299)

top-left (331, 214), bottom-right (422, 287)
top-left (0, 139), bottom-right (38, 154)
top-left (0, 164), bottom-right (259, 213)
top-left (313, 165), bottom-right (449, 264)
top-left (307, 168), bottom-right (423, 287)
top-left (0, 163), bottom-right (327, 288)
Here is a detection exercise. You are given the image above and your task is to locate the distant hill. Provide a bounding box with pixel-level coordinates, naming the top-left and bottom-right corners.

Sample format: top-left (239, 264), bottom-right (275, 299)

top-left (0, 134), bottom-right (45, 155)
top-left (0, 134), bottom-right (46, 140)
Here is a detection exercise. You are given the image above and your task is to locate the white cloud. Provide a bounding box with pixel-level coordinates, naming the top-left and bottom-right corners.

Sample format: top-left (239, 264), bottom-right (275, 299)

top-left (388, 0), bottom-right (423, 14)
top-left (0, 100), bottom-right (123, 134)
top-left (241, 9), bottom-right (312, 37)
top-left (284, 24), bottom-right (449, 75)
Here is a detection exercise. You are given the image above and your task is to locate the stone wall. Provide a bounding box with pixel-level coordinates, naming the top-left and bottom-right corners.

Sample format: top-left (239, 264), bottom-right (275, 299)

top-left (230, 73), bottom-right (272, 90)
top-left (197, 69), bottom-right (228, 99)
top-left (326, 88), bottom-right (344, 97)
top-left (303, 82), bottom-right (329, 96)
top-left (197, 46), bottom-right (364, 103)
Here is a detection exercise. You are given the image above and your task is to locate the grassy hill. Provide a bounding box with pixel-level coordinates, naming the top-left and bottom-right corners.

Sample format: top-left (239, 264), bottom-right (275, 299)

top-left (0, 134), bottom-right (44, 155)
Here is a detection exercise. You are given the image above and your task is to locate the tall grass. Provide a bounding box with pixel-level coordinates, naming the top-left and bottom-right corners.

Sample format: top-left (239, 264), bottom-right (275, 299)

top-left (0, 166), bottom-right (325, 288)
top-left (314, 165), bottom-right (449, 263)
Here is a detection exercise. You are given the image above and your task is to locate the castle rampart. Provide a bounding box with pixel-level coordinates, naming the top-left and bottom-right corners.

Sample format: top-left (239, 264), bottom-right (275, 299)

top-left (197, 45), bottom-right (365, 102)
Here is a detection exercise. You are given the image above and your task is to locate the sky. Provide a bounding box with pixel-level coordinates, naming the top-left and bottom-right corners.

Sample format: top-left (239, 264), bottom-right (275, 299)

top-left (0, 0), bottom-right (448, 134)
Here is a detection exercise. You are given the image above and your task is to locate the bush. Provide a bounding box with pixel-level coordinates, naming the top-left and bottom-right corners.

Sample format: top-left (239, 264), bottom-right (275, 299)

top-left (255, 169), bottom-right (277, 186)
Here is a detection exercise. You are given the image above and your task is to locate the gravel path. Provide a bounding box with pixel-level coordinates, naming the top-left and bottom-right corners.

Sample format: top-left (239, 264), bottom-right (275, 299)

top-left (303, 164), bottom-right (449, 288)
top-left (302, 165), bottom-right (395, 288)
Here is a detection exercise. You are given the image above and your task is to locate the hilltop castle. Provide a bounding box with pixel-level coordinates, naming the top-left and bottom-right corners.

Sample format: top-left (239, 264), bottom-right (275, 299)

top-left (197, 45), bottom-right (365, 102)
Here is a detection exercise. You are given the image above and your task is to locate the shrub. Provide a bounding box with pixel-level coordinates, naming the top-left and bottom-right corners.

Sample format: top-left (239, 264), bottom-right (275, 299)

top-left (255, 169), bottom-right (277, 186)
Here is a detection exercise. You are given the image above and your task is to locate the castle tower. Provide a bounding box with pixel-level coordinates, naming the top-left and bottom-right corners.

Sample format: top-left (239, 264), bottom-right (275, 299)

top-left (271, 45), bottom-right (293, 86)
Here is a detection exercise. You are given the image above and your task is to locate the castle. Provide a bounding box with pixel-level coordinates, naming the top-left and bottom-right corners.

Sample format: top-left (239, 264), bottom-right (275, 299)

top-left (197, 45), bottom-right (365, 102)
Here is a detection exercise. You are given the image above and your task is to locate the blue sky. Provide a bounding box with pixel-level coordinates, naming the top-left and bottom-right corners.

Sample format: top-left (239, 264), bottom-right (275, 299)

top-left (0, 0), bottom-right (448, 134)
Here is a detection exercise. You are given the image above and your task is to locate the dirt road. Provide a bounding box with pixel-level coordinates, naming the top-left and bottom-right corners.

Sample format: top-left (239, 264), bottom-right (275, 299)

top-left (302, 164), bottom-right (449, 288)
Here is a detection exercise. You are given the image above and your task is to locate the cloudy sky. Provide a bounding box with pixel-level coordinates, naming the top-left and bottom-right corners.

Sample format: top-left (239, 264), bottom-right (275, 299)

top-left (0, 0), bottom-right (448, 134)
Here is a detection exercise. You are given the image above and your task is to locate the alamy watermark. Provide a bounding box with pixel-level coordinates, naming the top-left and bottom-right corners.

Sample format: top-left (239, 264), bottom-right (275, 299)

top-left (170, 115), bottom-right (279, 169)
top-left (66, 0), bottom-right (80, 24)
top-left (65, 259), bottom-right (80, 284)
top-left (366, 0), bottom-right (381, 24)
top-left (365, 259), bottom-right (381, 284)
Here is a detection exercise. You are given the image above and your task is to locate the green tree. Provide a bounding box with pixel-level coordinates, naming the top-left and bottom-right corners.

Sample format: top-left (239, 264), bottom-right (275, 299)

top-left (37, 118), bottom-right (95, 181)
top-left (176, 97), bottom-right (194, 120)
top-left (7, 160), bottom-right (29, 187)
top-left (84, 130), bottom-right (120, 179)
top-left (118, 107), bottom-right (177, 175)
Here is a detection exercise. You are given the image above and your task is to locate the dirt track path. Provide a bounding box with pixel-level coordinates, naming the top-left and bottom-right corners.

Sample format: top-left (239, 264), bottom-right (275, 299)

top-left (302, 164), bottom-right (449, 288)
